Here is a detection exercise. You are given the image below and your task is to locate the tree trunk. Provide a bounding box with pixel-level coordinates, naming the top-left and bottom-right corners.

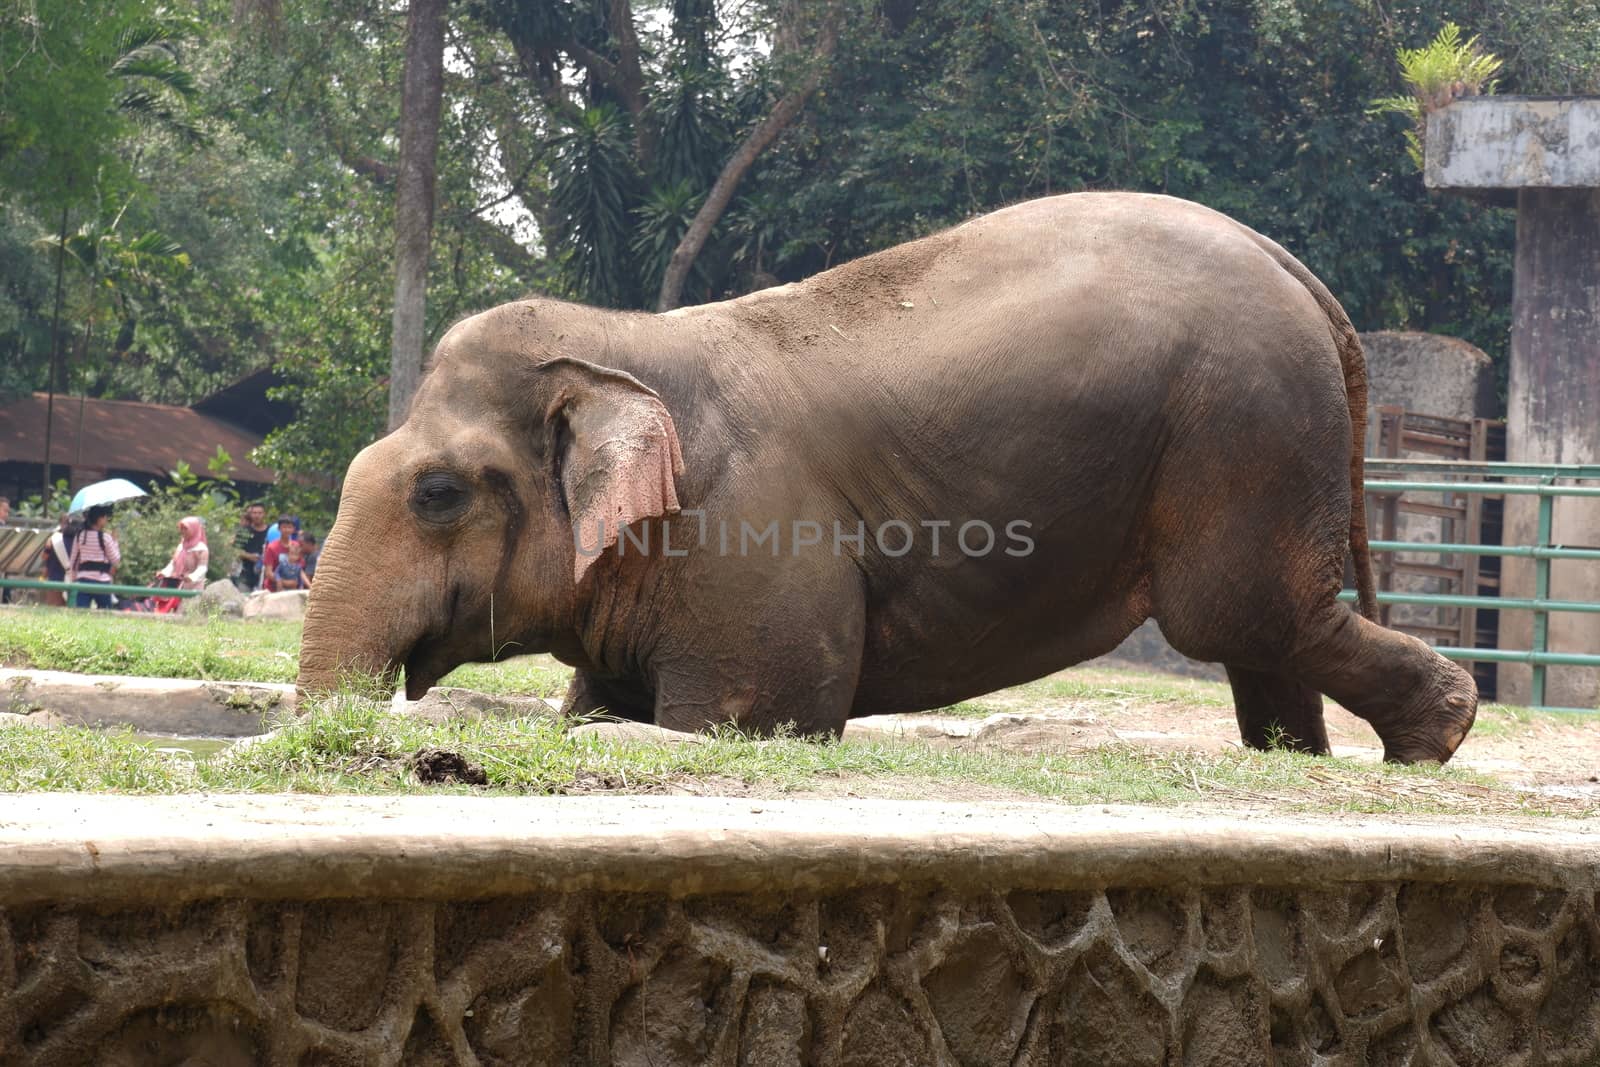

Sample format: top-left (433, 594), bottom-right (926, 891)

top-left (42, 204), bottom-right (69, 503)
top-left (656, 7), bottom-right (839, 312)
top-left (388, 0), bottom-right (447, 431)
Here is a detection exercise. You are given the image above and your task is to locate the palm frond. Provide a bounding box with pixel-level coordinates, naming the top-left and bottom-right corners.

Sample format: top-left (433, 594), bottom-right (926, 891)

top-left (110, 49), bottom-right (200, 101)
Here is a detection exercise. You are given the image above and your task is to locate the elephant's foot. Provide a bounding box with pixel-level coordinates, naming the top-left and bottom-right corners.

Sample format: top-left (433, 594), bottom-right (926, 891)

top-left (1370, 656), bottom-right (1478, 765)
top-left (1291, 610), bottom-right (1478, 765)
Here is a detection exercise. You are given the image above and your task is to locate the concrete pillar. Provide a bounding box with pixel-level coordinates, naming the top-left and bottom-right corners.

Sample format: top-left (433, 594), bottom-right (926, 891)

top-left (1499, 189), bottom-right (1600, 707)
top-left (1426, 98), bottom-right (1600, 708)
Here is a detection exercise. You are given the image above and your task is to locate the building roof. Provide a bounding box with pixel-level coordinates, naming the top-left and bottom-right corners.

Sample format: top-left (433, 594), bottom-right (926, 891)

top-left (0, 392), bottom-right (276, 484)
top-left (190, 367), bottom-right (294, 438)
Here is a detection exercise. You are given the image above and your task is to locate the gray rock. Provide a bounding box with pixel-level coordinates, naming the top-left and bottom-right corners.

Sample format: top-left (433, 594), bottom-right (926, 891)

top-left (567, 721), bottom-right (704, 745)
top-left (0, 668), bottom-right (290, 737)
top-left (241, 589), bottom-right (308, 621)
top-left (1359, 330), bottom-right (1498, 421)
top-left (401, 686), bottom-right (562, 725)
top-left (187, 579), bottom-right (246, 618)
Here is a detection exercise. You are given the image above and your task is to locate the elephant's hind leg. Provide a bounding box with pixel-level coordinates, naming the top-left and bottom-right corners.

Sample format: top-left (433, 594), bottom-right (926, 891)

top-left (1153, 540), bottom-right (1475, 763)
top-left (1224, 665), bottom-right (1329, 755)
top-left (1284, 602), bottom-right (1477, 764)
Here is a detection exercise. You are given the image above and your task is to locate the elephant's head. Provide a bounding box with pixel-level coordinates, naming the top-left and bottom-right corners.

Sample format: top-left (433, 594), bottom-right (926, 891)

top-left (297, 304), bottom-right (685, 698)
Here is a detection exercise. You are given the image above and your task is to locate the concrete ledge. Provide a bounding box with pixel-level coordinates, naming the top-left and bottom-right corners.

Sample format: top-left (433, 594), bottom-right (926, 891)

top-left (0, 668), bottom-right (292, 736)
top-left (3, 797), bottom-right (1598, 1063)
top-left (1, 796), bottom-right (1595, 905)
top-left (1426, 95), bottom-right (1600, 189)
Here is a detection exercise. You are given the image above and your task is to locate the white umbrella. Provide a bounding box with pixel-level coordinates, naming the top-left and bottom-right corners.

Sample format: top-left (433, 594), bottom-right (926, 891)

top-left (67, 478), bottom-right (148, 516)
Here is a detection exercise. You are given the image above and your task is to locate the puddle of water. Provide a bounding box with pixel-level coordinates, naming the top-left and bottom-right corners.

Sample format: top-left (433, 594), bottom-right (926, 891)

top-left (133, 735), bottom-right (234, 760)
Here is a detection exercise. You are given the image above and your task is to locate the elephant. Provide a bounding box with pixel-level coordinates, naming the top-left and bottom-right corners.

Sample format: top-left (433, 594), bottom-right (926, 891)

top-left (298, 192), bottom-right (1477, 764)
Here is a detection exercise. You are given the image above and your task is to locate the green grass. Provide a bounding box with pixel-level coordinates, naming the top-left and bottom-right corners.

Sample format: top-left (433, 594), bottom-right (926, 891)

top-left (1015, 669), bottom-right (1235, 707)
top-left (2, 607), bottom-right (1595, 816)
top-left (0, 607), bottom-right (302, 682)
top-left (1461, 702), bottom-right (1600, 739)
top-left (0, 605), bottom-right (572, 694)
top-left (439, 657), bottom-right (572, 698)
top-left (0, 693), bottom-right (1569, 816)
top-left (928, 669), bottom-right (1234, 718)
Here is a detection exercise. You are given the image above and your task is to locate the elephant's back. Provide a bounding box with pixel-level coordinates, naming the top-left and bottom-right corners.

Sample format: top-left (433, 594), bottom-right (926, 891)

top-left (713, 192), bottom-right (1333, 393)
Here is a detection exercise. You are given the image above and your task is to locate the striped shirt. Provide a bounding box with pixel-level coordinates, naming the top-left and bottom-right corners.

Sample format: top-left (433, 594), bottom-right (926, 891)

top-left (70, 529), bottom-right (121, 583)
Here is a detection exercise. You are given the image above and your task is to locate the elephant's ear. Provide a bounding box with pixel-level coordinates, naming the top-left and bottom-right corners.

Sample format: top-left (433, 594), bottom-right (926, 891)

top-left (541, 357), bottom-right (685, 586)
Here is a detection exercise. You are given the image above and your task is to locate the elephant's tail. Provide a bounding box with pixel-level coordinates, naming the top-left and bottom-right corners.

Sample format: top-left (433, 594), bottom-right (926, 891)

top-left (1246, 230), bottom-right (1380, 622)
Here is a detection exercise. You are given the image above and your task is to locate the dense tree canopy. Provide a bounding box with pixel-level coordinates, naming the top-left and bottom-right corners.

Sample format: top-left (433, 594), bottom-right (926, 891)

top-left (2, 0), bottom-right (1597, 523)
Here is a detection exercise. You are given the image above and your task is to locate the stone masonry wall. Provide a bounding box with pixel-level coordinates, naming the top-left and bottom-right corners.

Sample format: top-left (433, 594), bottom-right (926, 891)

top-left (1, 796), bottom-right (1595, 1066)
top-left (5, 880), bottom-right (1600, 1065)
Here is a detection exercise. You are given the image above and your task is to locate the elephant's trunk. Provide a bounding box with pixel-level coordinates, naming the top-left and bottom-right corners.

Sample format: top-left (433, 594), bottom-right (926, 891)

top-left (297, 512), bottom-right (403, 698)
top-left (298, 577), bottom-right (397, 697)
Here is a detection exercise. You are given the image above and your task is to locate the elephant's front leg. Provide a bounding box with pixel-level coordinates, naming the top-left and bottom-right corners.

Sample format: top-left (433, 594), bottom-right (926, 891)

top-left (558, 669), bottom-right (656, 723)
top-left (649, 561), bottom-right (868, 737)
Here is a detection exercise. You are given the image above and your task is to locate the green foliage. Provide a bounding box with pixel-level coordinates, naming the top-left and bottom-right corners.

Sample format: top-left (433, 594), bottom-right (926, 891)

top-left (1370, 23), bottom-right (1504, 168)
top-left (549, 106), bottom-right (642, 307)
top-left (632, 180), bottom-right (716, 301)
top-left (11, 478), bottom-right (73, 521)
top-left (3, 0), bottom-right (1598, 495)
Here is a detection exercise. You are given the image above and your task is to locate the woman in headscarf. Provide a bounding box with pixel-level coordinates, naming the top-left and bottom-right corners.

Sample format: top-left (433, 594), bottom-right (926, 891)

top-left (156, 516), bottom-right (210, 591)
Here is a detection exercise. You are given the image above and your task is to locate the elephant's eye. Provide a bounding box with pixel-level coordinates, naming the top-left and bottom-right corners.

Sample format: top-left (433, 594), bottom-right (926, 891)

top-left (410, 471), bottom-right (470, 524)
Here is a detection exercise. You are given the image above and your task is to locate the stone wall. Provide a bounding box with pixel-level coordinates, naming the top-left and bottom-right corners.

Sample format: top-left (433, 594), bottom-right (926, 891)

top-left (1, 795), bottom-right (1596, 1065)
top-left (1360, 330), bottom-right (1499, 423)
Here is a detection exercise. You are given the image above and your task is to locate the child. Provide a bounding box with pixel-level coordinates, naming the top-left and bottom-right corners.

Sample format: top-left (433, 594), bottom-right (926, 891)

top-left (273, 539), bottom-right (310, 591)
top-left (299, 533), bottom-right (319, 583)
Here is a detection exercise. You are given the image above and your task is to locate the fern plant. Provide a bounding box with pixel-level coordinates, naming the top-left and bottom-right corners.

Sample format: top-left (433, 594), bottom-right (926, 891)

top-left (1369, 23), bottom-right (1504, 169)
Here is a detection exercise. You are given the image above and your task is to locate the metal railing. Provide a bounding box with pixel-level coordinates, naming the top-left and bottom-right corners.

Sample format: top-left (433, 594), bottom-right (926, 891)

top-left (0, 578), bottom-right (199, 599)
top-left (1342, 459), bottom-right (1600, 713)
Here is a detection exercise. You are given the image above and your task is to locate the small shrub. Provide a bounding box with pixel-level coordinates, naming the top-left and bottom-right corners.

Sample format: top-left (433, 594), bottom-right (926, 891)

top-left (1369, 23), bottom-right (1503, 169)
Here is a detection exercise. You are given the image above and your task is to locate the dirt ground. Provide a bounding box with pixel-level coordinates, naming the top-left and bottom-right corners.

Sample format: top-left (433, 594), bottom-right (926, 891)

top-left (566, 664), bottom-right (1600, 815)
top-left (843, 670), bottom-right (1600, 790)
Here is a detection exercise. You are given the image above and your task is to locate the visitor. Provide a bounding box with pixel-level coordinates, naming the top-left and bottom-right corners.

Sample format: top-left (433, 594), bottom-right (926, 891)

top-left (0, 496), bottom-right (11, 602)
top-left (300, 532), bottom-right (319, 583)
top-left (260, 514), bottom-right (299, 591)
top-left (156, 516), bottom-right (210, 591)
top-left (68, 505), bottom-right (120, 609)
top-left (39, 514), bottom-right (77, 607)
top-left (273, 538), bottom-right (310, 591)
top-left (233, 503), bottom-right (269, 592)
top-left (264, 513), bottom-right (300, 546)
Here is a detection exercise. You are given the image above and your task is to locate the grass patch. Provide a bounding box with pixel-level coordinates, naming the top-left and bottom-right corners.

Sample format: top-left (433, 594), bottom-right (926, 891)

top-left (1466, 702), bottom-right (1600, 739)
top-left (439, 658), bottom-right (572, 698)
top-left (994, 668), bottom-right (1235, 709)
top-left (0, 605), bottom-right (573, 694)
top-left (0, 606), bottom-right (302, 682)
top-left (0, 694), bottom-right (1583, 817)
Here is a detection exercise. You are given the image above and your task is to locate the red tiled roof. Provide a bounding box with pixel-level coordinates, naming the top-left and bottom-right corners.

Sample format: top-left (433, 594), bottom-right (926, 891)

top-left (0, 393), bottom-right (276, 484)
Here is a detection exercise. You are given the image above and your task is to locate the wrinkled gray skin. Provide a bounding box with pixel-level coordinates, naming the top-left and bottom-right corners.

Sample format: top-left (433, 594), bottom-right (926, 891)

top-left (300, 193), bottom-right (1477, 763)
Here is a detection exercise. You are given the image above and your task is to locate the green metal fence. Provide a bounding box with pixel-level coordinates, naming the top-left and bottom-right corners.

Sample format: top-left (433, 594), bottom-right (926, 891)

top-left (1342, 459), bottom-right (1600, 713)
top-left (0, 578), bottom-right (199, 600)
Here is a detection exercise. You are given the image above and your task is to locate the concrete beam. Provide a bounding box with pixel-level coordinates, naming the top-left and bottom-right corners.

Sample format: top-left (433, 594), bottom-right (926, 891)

top-left (1425, 96), bottom-right (1600, 190)
top-left (0, 794), bottom-right (1595, 905)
